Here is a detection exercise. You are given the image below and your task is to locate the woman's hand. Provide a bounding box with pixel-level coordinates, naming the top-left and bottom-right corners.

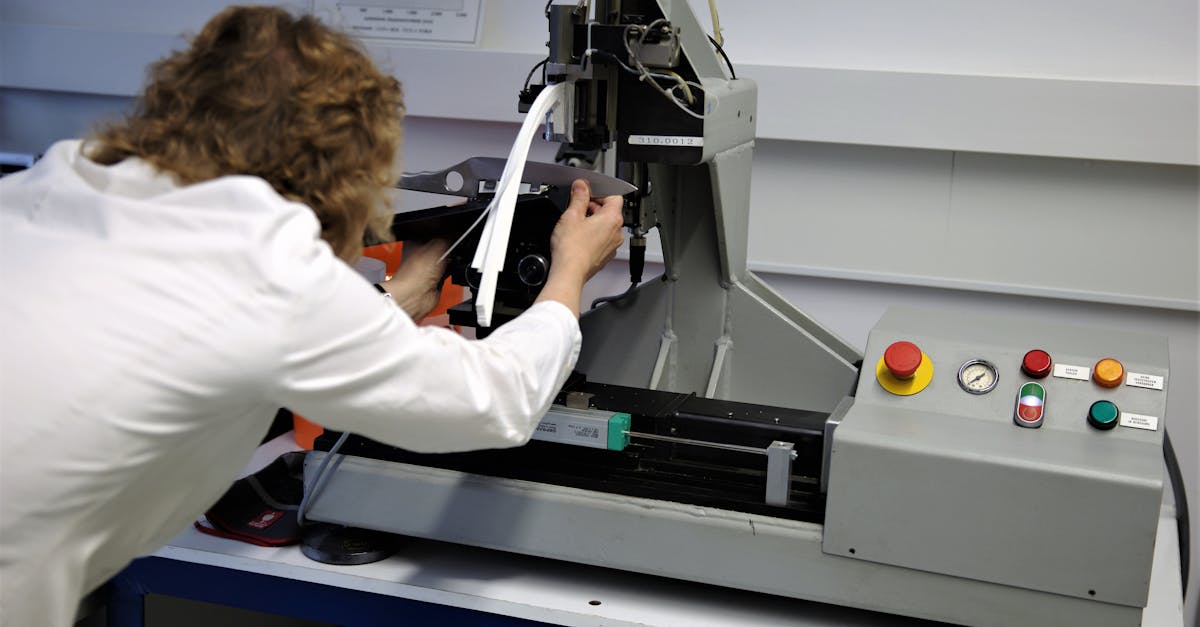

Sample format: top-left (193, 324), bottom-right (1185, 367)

top-left (535, 179), bottom-right (625, 318)
top-left (380, 239), bottom-right (449, 320)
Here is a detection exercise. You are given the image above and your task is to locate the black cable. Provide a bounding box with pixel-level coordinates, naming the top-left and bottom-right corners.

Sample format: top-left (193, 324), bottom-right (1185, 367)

top-left (591, 239), bottom-right (645, 309)
top-left (1164, 429), bottom-right (1190, 596)
top-left (707, 33), bottom-right (736, 79)
top-left (523, 58), bottom-right (549, 91)
top-left (590, 282), bottom-right (638, 309)
top-left (586, 49), bottom-right (639, 76)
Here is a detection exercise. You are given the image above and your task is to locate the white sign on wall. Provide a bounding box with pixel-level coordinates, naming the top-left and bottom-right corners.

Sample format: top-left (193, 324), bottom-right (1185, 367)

top-left (318, 0), bottom-right (483, 45)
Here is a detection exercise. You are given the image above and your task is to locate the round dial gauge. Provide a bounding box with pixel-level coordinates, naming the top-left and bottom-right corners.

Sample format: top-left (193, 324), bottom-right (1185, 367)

top-left (957, 359), bottom-right (998, 395)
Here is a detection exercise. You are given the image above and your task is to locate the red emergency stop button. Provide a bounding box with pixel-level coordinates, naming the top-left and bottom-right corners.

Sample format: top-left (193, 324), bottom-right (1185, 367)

top-left (1093, 358), bottom-right (1124, 388)
top-left (875, 341), bottom-right (934, 396)
top-left (884, 341), bottom-right (923, 379)
top-left (1021, 349), bottom-right (1052, 379)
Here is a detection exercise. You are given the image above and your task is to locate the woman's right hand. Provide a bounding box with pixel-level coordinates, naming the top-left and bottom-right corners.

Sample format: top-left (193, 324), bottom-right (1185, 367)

top-left (535, 179), bottom-right (625, 318)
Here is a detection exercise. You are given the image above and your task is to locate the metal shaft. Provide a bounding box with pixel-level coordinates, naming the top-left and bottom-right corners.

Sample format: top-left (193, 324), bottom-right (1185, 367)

top-left (624, 431), bottom-right (797, 458)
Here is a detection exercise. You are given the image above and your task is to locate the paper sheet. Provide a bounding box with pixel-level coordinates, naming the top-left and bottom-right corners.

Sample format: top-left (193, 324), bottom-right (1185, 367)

top-left (470, 82), bottom-right (565, 327)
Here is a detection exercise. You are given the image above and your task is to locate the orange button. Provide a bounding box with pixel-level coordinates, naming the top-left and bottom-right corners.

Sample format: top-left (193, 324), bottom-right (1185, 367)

top-left (1093, 358), bottom-right (1124, 388)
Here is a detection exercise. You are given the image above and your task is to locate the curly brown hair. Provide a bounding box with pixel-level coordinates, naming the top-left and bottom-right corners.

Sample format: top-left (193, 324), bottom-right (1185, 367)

top-left (86, 5), bottom-right (403, 261)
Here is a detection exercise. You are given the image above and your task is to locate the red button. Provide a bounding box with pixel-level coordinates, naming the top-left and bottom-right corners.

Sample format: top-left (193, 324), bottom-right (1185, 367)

top-left (884, 341), bottom-right (923, 379)
top-left (1022, 349), bottom-right (1052, 379)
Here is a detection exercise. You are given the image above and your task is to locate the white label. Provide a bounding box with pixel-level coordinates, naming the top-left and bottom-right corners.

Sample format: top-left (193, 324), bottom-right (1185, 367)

top-left (529, 407), bottom-right (612, 450)
top-left (335, 0), bottom-right (482, 44)
top-left (1052, 363), bottom-right (1090, 381)
top-left (628, 135), bottom-right (704, 147)
top-left (1125, 372), bottom-right (1164, 391)
top-left (1119, 413), bottom-right (1159, 431)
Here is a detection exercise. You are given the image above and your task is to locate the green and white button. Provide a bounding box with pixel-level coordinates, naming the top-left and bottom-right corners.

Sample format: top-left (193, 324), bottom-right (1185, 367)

top-left (1014, 382), bottom-right (1046, 428)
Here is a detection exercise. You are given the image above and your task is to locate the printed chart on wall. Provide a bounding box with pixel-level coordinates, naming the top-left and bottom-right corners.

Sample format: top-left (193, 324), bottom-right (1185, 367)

top-left (315, 0), bottom-right (483, 45)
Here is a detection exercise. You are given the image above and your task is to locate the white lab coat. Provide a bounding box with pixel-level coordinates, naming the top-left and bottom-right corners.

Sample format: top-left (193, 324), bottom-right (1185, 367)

top-left (0, 140), bottom-right (581, 626)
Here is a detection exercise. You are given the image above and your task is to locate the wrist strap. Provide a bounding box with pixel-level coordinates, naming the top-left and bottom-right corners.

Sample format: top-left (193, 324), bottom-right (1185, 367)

top-left (373, 283), bottom-right (393, 300)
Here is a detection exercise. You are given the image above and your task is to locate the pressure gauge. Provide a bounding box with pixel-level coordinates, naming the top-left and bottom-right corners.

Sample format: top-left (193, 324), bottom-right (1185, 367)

top-left (957, 359), bottom-right (998, 395)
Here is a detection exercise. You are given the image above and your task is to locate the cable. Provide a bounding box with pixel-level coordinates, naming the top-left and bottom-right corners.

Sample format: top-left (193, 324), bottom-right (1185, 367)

top-left (621, 22), bottom-right (710, 120)
top-left (705, 0), bottom-right (734, 80)
top-left (585, 48), bottom-right (640, 76)
top-left (523, 58), bottom-right (549, 91)
top-left (587, 48), bottom-right (706, 104)
top-left (437, 204), bottom-right (493, 263)
top-left (1164, 429), bottom-right (1190, 596)
top-left (582, 48), bottom-right (707, 116)
top-left (707, 34), bottom-right (736, 80)
top-left (656, 69), bottom-right (694, 104)
top-left (707, 0), bottom-right (723, 47)
top-left (296, 431), bottom-right (349, 526)
top-left (591, 282), bottom-right (637, 309)
top-left (591, 236), bottom-right (645, 309)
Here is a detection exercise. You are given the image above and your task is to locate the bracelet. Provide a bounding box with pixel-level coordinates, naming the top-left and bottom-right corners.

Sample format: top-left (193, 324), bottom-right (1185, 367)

top-left (373, 283), bottom-right (393, 300)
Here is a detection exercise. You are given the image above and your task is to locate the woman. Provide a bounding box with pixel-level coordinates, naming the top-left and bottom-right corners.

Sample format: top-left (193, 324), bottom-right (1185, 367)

top-left (0, 6), bottom-right (624, 625)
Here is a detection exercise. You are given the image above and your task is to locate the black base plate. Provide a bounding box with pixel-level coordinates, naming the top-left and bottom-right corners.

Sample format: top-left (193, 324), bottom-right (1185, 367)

top-left (300, 523), bottom-right (407, 566)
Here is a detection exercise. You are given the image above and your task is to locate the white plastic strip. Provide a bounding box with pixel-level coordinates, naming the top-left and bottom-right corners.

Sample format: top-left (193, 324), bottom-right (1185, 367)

top-left (470, 82), bottom-right (565, 326)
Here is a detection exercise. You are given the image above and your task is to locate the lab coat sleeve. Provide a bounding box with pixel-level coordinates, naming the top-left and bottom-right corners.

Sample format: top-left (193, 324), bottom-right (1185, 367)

top-left (269, 219), bottom-right (581, 453)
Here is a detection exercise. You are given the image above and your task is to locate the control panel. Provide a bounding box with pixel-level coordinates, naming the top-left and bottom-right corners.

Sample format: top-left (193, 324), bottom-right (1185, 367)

top-left (872, 337), bottom-right (1166, 437)
top-left (823, 306), bottom-right (1168, 609)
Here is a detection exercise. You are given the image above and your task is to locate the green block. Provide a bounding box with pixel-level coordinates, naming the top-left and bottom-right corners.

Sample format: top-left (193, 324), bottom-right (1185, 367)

top-left (607, 413), bottom-right (631, 451)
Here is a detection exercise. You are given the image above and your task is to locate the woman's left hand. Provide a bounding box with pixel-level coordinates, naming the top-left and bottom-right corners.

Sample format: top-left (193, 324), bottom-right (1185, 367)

top-left (380, 239), bottom-right (449, 319)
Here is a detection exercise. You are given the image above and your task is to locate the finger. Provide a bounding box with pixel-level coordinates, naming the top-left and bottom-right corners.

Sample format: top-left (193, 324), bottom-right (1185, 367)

top-left (600, 195), bottom-right (624, 213)
top-left (600, 204), bottom-right (625, 230)
top-left (567, 179), bottom-right (591, 218)
top-left (593, 196), bottom-right (625, 223)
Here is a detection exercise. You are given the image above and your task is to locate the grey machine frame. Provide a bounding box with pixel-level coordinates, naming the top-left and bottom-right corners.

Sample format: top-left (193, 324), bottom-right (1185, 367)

top-left (305, 2), bottom-right (1169, 625)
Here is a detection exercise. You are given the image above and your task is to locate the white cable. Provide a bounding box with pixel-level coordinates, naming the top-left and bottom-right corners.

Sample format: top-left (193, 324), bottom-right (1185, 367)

top-left (436, 203), bottom-right (493, 263)
top-left (623, 22), bottom-right (710, 120)
top-left (296, 431), bottom-right (349, 526)
top-left (708, 0), bottom-right (724, 47)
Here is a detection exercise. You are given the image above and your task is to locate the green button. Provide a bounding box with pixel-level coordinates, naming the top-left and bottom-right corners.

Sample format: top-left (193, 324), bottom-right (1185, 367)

top-left (1088, 400), bottom-right (1120, 430)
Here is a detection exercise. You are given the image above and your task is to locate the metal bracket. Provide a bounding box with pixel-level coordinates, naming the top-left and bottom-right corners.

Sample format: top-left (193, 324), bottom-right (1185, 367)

top-left (821, 396), bottom-right (855, 494)
top-left (765, 440), bottom-right (795, 507)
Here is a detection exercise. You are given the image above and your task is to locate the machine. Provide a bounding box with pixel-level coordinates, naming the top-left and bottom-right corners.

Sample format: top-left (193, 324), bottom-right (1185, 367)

top-left (303, 2), bottom-right (1173, 625)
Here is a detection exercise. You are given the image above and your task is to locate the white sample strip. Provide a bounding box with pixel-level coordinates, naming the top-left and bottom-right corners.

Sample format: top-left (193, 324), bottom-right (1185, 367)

top-left (471, 82), bottom-right (565, 326)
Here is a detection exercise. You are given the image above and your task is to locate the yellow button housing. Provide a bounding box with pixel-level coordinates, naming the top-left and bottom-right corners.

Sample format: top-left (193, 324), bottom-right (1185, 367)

top-left (876, 353), bottom-right (934, 396)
